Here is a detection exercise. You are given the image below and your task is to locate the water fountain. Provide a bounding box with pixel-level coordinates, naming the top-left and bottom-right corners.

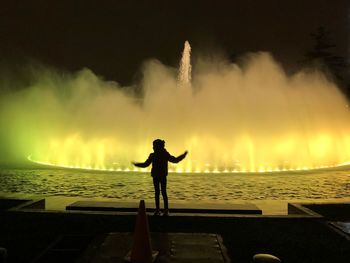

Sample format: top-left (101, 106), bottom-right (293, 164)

top-left (2, 41), bottom-right (350, 174)
top-left (178, 40), bottom-right (192, 88)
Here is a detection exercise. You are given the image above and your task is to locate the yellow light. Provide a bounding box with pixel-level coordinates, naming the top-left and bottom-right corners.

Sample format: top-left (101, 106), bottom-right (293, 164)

top-left (176, 168), bottom-right (183, 173)
top-left (28, 152), bottom-right (350, 174)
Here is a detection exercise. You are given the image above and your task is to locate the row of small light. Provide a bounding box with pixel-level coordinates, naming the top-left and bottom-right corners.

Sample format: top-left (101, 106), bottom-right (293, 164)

top-left (27, 155), bottom-right (350, 174)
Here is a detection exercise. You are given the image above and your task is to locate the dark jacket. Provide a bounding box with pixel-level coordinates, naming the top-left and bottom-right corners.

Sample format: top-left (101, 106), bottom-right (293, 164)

top-left (134, 149), bottom-right (187, 177)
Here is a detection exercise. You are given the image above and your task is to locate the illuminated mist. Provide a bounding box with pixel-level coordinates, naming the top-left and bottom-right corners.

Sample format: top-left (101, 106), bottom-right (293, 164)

top-left (1, 41), bottom-right (350, 173)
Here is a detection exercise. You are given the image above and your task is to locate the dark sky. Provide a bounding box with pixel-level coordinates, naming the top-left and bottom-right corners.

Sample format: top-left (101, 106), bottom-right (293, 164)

top-left (0, 0), bottom-right (348, 85)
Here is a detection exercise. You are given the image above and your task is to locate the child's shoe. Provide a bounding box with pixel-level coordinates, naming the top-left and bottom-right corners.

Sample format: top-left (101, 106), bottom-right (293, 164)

top-left (163, 209), bottom-right (169, 216)
top-left (154, 209), bottom-right (161, 216)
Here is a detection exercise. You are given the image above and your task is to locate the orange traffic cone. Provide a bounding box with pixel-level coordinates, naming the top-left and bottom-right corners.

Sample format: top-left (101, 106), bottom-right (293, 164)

top-left (125, 200), bottom-right (159, 263)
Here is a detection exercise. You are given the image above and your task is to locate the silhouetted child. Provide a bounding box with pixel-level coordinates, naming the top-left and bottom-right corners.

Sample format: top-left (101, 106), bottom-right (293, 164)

top-left (132, 139), bottom-right (188, 216)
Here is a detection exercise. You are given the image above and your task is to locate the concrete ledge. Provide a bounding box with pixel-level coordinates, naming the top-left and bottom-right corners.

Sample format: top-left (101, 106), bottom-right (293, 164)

top-left (288, 202), bottom-right (350, 220)
top-left (66, 201), bottom-right (262, 215)
top-left (328, 222), bottom-right (350, 241)
top-left (13, 199), bottom-right (46, 210)
top-left (288, 203), bottom-right (322, 217)
top-left (0, 198), bottom-right (30, 210)
top-left (304, 203), bottom-right (350, 220)
top-left (0, 198), bottom-right (45, 211)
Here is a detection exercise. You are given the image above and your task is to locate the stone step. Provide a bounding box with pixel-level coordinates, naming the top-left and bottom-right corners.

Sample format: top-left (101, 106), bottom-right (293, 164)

top-left (66, 201), bottom-right (262, 214)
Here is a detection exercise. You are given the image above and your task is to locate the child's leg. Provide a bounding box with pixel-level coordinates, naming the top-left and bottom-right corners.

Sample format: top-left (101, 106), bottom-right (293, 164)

top-left (153, 177), bottom-right (160, 210)
top-left (160, 177), bottom-right (168, 210)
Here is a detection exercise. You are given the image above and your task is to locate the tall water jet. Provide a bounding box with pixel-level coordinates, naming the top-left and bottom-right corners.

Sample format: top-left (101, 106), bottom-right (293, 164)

top-left (178, 40), bottom-right (192, 88)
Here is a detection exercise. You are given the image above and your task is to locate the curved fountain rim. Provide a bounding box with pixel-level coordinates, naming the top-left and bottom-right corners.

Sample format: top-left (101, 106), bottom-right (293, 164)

top-left (27, 155), bottom-right (350, 175)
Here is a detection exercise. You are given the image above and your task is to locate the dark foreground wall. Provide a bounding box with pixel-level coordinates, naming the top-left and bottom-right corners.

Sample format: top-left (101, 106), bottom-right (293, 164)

top-left (0, 210), bottom-right (349, 263)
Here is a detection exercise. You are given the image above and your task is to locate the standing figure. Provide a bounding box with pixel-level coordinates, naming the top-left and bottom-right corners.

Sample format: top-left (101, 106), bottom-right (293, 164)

top-left (132, 139), bottom-right (188, 216)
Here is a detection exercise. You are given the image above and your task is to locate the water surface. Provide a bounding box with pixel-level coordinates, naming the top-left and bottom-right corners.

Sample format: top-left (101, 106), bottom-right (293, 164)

top-left (1, 166), bottom-right (349, 202)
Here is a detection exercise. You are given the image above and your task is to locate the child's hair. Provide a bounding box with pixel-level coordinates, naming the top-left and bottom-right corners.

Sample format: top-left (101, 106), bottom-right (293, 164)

top-left (153, 139), bottom-right (165, 150)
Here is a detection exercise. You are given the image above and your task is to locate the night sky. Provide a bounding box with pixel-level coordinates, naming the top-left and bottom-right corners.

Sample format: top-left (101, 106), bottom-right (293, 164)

top-left (0, 0), bottom-right (348, 85)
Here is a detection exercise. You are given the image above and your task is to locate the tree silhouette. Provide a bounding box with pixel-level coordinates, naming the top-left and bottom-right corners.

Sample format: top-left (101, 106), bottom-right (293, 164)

top-left (302, 26), bottom-right (348, 94)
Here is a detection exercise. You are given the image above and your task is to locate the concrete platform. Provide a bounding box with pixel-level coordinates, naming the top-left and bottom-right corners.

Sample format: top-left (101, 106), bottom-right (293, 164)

top-left (34, 233), bottom-right (230, 263)
top-left (66, 201), bottom-right (262, 215)
top-left (1, 207), bottom-right (350, 262)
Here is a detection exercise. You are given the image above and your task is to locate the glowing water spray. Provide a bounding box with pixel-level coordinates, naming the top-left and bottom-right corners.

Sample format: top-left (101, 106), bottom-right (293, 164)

top-left (6, 41), bottom-right (350, 173)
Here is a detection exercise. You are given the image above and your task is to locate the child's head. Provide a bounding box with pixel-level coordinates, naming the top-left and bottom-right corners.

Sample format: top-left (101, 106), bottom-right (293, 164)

top-left (153, 139), bottom-right (165, 152)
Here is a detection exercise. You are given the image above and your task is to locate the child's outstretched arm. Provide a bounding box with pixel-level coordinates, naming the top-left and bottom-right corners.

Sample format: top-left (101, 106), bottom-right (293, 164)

top-left (132, 154), bottom-right (152, 168)
top-left (169, 151), bottom-right (188, 163)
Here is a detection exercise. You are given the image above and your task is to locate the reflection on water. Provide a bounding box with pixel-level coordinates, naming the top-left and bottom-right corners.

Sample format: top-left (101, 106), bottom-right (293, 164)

top-left (0, 167), bottom-right (349, 202)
